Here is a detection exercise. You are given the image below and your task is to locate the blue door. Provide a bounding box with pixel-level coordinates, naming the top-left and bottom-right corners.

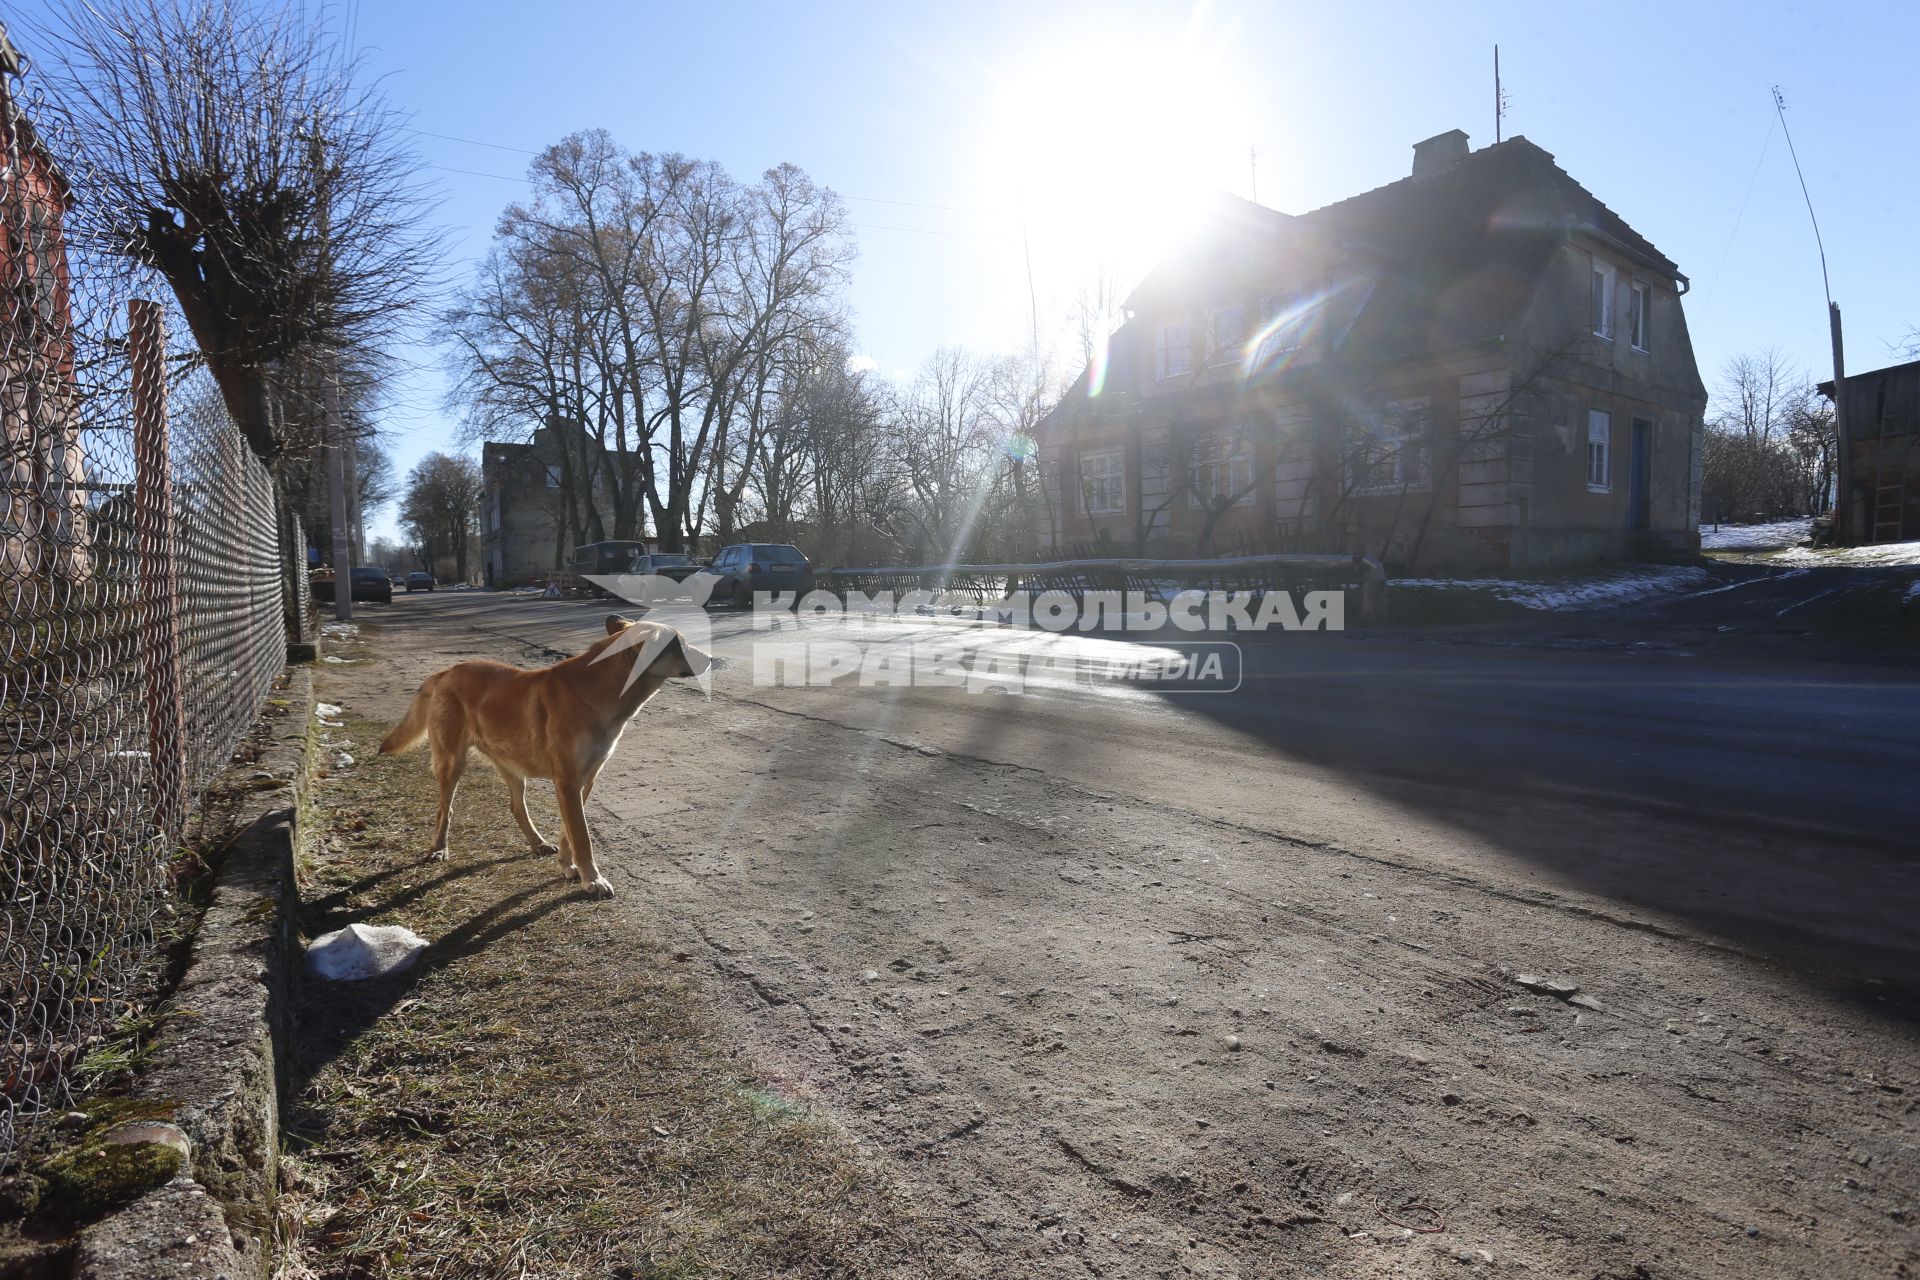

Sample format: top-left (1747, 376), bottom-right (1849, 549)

top-left (1628, 419), bottom-right (1652, 531)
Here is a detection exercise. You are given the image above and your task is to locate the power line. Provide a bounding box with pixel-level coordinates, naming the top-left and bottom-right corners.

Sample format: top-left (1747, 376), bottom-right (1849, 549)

top-left (409, 128), bottom-right (1007, 216)
top-left (1705, 114), bottom-right (1776, 304)
top-left (412, 127), bottom-right (539, 156)
top-left (854, 222), bottom-right (1015, 243)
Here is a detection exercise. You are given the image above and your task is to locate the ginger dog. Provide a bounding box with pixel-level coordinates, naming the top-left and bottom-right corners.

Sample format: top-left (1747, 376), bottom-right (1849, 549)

top-left (379, 616), bottom-right (709, 897)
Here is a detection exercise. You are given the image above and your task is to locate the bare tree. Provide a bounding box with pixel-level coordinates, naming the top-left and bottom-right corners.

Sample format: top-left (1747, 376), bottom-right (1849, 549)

top-left (34, 0), bottom-right (435, 461)
top-left (400, 452), bottom-right (482, 583)
top-left (1712, 348), bottom-right (1797, 441)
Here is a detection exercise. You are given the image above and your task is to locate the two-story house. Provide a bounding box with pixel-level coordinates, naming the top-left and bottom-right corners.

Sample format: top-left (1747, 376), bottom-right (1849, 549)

top-left (1040, 130), bottom-right (1708, 570)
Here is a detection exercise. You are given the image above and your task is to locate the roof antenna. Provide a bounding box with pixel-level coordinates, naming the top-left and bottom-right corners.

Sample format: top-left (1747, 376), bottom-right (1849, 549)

top-left (1494, 45), bottom-right (1508, 143)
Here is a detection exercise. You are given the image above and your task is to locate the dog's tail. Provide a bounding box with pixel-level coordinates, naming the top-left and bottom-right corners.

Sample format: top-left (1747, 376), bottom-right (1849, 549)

top-left (379, 679), bottom-right (436, 755)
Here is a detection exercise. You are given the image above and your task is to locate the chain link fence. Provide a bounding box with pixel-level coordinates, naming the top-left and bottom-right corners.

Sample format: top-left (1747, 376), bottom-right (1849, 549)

top-left (1, 78), bottom-right (288, 1163)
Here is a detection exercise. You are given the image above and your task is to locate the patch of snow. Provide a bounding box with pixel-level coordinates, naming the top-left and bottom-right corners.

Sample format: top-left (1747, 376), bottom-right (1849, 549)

top-left (1392, 564), bottom-right (1712, 611)
top-left (1700, 517), bottom-right (1813, 551)
top-left (307, 922), bottom-right (428, 980)
top-left (320, 621), bottom-right (360, 638)
top-left (321, 654), bottom-right (363, 664)
top-left (1904, 579), bottom-right (1920, 605)
top-left (315, 702), bottom-right (344, 727)
top-left (1766, 539), bottom-right (1920, 569)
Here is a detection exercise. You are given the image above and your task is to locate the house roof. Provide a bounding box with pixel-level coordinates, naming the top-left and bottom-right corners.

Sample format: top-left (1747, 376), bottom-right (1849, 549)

top-left (1049, 134), bottom-right (1686, 422)
top-left (1293, 135), bottom-right (1681, 363)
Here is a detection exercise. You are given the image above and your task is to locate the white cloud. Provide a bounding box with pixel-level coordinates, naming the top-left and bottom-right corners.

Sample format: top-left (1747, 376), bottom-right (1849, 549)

top-left (845, 353), bottom-right (879, 374)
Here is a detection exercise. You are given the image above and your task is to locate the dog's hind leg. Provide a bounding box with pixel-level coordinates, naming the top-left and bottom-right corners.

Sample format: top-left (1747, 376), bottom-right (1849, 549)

top-left (426, 733), bottom-right (470, 861)
top-left (503, 771), bottom-right (561, 862)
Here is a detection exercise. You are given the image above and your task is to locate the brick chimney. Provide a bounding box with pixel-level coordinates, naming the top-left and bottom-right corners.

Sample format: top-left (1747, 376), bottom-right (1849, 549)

top-left (1411, 129), bottom-right (1470, 182)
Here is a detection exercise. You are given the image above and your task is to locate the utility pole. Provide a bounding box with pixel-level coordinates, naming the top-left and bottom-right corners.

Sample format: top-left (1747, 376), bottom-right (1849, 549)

top-left (309, 116), bottom-right (353, 619)
top-left (1774, 87), bottom-right (1851, 541)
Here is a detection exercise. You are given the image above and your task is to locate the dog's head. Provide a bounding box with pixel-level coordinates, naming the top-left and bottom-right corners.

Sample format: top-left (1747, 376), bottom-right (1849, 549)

top-left (604, 615), bottom-right (711, 680)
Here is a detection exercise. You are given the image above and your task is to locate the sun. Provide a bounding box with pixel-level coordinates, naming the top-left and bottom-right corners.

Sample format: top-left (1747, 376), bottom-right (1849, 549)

top-left (980, 26), bottom-right (1253, 316)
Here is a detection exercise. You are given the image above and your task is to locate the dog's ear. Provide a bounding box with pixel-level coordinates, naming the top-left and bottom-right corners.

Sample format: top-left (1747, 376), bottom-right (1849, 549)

top-left (605, 614), bottom-right (630, 636)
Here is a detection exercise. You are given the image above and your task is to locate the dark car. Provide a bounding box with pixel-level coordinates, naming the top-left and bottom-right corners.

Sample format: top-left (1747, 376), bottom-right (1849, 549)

top-left (349, 567), bottom-right (393, 604)
top-left (406, 571), bottom-right (435, 593)
top-left (701, 543), bottom-right (813, 608)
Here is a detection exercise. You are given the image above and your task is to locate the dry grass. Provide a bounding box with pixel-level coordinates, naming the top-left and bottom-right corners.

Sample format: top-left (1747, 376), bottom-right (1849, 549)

top-left (280, 698), bottom-right (944, 1279)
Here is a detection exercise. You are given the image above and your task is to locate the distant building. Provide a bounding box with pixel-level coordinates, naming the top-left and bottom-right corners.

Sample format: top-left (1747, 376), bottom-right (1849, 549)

top-left (0, 26), bottom-right (87, 582)
top-left (1821, 358), bottom-right (1920, 545)
top-left (480, 424), bottom-right (618, 588)
top-left (1040, 131), bottom-right (1707, 570)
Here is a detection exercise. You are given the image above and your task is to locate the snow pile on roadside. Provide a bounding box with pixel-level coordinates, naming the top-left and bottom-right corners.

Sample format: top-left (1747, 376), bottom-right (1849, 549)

top-left (1766, 539), bottom-right (1920, 569)
top-left (1700, 517), bottom-right (1813, 551)
top-left (1392, 564), bottom-right (1713, 611)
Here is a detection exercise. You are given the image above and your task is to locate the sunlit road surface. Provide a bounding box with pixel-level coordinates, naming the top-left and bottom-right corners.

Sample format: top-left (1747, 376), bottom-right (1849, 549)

top-left (710, 606), bottom-right (1920, 840)
top-left (357, 592), bottom-right (1920, 1277)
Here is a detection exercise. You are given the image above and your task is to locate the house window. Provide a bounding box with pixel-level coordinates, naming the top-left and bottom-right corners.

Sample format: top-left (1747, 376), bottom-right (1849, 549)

top-left (1629, 282), bottom-right (1650, 351)
top-left (1591, 260), bottom-right (1616, 340)
top-left (1080, 449), bottom-right (1126, 515)
top-left (545, 465), bottom-right (562, 488)
top-left (1250, 291), bottom-right (1306, 365)
top-left (1188, 431), bottom-right (1254, 509)
top-left (1349, 400), bottom-right (1431, 494)
top-left (1207, 305), bottom-right (1246, 365)
top-left (1587, 410), bottom-right (1612, 490)
top-left (1156, 320), bottom-right (1191, 380)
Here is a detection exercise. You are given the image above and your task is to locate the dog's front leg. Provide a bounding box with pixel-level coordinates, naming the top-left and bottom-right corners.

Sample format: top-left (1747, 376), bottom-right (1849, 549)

top-left (503, 773), bottom-right (560, 861)
top-left (555, 774), bottom-right (612, 898)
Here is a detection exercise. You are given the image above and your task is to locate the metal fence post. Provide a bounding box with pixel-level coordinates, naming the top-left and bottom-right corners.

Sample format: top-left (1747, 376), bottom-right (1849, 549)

top-left (130, 299), bottom-right (187, 837)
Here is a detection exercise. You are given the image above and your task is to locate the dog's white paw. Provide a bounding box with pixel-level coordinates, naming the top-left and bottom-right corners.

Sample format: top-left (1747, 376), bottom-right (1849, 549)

top-left (427, 848), bottom-right (451, 862)
top-left (534, 842), bottom-right (560, 859)
top-left (563, 864), bottom-right (581, 881)
top-left (585, 875), bottom-right (614, 899)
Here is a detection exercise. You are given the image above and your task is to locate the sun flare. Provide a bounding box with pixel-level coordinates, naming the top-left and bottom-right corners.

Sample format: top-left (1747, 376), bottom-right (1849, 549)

top-left (981, 29), bottom-right (1252, 320)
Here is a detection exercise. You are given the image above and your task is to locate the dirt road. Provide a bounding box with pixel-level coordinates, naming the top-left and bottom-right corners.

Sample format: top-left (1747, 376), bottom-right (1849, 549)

top-left (320, 593), bottom-right (1919, 1278)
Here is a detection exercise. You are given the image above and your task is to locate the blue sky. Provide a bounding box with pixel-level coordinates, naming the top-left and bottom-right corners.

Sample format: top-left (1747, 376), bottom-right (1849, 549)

top-left (26, 0), bottom-right (1920, 538)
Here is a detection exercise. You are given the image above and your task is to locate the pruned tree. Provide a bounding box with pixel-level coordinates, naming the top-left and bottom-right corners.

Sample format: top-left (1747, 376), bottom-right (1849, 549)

top-left (34, 0), bottom-right (435, 461)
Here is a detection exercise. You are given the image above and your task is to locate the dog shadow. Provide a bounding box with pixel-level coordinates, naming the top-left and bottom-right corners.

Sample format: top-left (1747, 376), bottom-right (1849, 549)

top-left (284, 859), bottom-right (606, 1108)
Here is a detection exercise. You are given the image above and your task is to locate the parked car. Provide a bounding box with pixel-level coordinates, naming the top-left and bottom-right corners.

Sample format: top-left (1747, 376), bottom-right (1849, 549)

top-left (618, 550), bottom-right (702, 602)
top-left (565, 541), bottom-right (650, 598)
top-left (349, 567), bottom-right (393, 604)
top-left (699, 543), bottom-right (814, 607)
top-left (406, 571), bottom-right (435, 593)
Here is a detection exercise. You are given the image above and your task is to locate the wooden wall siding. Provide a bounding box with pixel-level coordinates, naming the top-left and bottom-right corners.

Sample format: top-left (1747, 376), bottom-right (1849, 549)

top-left (1456, 370), bottom-right (1511, 530)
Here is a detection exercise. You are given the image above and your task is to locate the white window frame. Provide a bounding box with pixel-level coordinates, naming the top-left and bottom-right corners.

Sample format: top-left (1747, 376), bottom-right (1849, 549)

top-left (1348, 398), bottom-right (1432, 495)
top-left (1156, 320), bottom-right (1191, 380)
top-left (1629, 281), bottom-right (1650, 352)
top-left (1187, 431), bottom-right (1255, 509)
top-left (1591, 259), bottom-right (1616, 341)
top-left (1587, 410), bottom-right (1612, 491)
top-left (1207, 304), bottom-right (1246, 366)
top-left (1079, 448), bottom-right (1126, 515)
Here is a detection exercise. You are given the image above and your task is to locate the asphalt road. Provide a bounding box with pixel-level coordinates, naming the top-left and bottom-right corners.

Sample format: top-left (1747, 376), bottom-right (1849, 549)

top-left (337, 591), bottom-right (1920, 1277)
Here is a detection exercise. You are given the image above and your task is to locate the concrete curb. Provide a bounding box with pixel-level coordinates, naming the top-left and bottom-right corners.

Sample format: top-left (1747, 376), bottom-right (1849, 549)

top-left (74, 666), bottom-right (316, 1280)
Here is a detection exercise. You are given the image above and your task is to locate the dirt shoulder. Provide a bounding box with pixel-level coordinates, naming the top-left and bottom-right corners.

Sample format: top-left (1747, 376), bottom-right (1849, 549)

top-left (290, 599), bottom-right (1918, 1280)
top-left (280, 623), bottom-right (948, 1279)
